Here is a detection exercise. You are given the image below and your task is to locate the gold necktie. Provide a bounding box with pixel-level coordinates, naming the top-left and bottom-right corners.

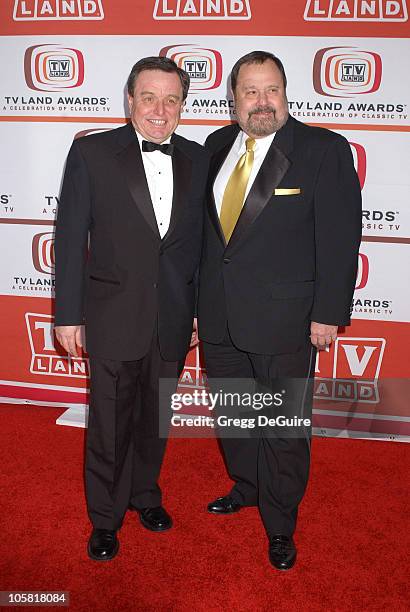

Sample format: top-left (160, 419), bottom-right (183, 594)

top-left (220, 137), bottom-right (256, 243)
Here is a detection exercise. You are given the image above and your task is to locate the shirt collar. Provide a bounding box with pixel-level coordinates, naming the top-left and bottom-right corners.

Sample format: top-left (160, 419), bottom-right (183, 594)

top-left (237, 129), bottom-right (276, 154)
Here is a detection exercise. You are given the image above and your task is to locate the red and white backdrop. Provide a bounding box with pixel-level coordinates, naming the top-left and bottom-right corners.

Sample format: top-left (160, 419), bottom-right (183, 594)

top-left (0, 0), bottom-right (409, 440)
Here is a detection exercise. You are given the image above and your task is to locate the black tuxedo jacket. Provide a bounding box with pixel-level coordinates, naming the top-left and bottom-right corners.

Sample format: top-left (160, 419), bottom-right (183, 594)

top-left (198, 116), bottom-right (362, 355)
top-left (55, 122), bottom-right (209, 361)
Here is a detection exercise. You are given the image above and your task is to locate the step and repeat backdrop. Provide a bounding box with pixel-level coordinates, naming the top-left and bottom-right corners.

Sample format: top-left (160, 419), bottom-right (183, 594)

top-left (0, 0), bottom-right (409, 440)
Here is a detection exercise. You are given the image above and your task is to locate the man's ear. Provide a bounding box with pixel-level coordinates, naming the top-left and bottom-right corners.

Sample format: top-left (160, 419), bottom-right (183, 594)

top-left (127, 94), bottom-right (133, 112)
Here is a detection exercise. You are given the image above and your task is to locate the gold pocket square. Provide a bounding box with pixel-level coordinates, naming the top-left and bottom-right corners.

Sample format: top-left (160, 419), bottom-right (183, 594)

top-left (274, 188), bottom-right (301, 196)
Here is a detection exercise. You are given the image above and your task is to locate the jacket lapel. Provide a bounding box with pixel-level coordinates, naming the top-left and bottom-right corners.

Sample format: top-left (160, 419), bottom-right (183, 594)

top-left (162, 138), bottom-right (192, 243)
top-left (207, 126), bottom-right (240, 247)
top-left (226, 117), bottom-right (294, 254)
top-left (115, 123), bottom-right (160, 239)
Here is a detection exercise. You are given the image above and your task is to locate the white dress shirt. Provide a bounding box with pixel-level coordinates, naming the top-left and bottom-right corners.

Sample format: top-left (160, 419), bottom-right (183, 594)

top-left (213, 130), bottom-right (276, 216)
top-left (136, 130), bottom-right (173, 239)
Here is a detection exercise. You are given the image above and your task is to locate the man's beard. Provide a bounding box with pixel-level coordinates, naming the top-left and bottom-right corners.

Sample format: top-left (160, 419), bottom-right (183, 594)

top-left (245, 105), bottom-right (288, 137)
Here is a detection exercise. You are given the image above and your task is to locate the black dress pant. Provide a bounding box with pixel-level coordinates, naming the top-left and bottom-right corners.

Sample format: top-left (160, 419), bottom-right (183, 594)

top-left (85, 328), bottom-right (181, 530)
top-left (202, 327), bottom-right (316, 538)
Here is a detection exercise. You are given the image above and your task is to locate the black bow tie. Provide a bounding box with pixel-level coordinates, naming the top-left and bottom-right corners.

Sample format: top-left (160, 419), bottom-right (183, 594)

top-left (142, 140), bottom-right (174, 156)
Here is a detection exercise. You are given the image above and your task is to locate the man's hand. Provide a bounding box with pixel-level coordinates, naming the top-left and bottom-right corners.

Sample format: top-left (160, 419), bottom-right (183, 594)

top-left (310, 321), bottom-right (338, 350)
top-left (54, 325), bottom-right (83, 357)
top-left (190, 318), bottom-right (199, 348)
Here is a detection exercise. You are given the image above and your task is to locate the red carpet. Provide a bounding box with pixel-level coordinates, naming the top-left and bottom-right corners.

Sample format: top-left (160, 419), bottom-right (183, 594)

top-left (0, 403), bottom-right (408, 611)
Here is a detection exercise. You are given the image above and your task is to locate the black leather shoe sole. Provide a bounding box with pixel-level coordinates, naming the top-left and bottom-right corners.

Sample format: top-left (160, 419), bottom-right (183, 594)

top-left (87, 538), bottom-right (119, 561)
top-left (139, 513), bottom-right (173, 532)
top-left (207, 505), bottom-right (241, 514)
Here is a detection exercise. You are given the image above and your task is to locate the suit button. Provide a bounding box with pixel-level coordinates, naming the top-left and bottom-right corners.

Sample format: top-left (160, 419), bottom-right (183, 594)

top-left (153, 283), bottom-right (158, 288)
top-left (223, 258), bottom-right (231, 264)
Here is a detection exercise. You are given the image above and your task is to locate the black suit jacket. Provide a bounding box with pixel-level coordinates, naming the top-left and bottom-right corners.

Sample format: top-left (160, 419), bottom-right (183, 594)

top-left (55, 122), bottom-right (209, 361)
top-left (198, 116), bottom-right (362, 355)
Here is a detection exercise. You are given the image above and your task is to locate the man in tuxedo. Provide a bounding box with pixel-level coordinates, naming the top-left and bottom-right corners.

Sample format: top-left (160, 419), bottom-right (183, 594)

top-left (198, 51), bottom-right (361, 570)
top-left (54, 56), bottom-right (209, 560)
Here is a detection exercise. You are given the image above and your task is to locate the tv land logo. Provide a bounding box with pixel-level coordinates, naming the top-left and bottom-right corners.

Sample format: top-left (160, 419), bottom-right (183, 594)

top-left (13, 0), bottom-right (104, 20)
top-left (26, 313), bottom-right (89, 379)
top-left (32, 232), bottom-right (55, 275)
top-left (24, 45), bottom-right (85, 92)
top-left (314, 337), bottom-right (386, 403)
top-left (349, 142), bottom-right (366, 190)
top-left (179, 345), bottom-right (207, 390)
top-left (304, 0), bottom-right (408, 21)
top-left (160, 45), bottom-right (222, 91)
top-left (153, 0), bottom-right (251, 19)
top-left (355, 253), bottom-right (369, 290)
top-left (313, 47), bottom-right (382, 97)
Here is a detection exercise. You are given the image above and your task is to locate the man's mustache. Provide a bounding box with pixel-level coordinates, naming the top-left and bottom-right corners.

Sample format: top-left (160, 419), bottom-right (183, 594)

top-left (248, 106), bottom-right (275, 118)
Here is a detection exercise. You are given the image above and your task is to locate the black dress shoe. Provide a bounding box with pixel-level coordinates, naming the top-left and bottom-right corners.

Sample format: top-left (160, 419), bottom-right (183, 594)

top-left (139, 506), bottom-right (173, 532)
top-left (268, 535), bottom-right (297, 570)
top-left (207, 495), bottom-right (242, 514)
top-left (88, 528), bottom-right (119, 561)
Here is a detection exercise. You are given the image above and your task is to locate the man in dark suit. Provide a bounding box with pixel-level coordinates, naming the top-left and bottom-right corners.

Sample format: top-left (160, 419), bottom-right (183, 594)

top-left (198, 51), bottom-right (361, 570)
top-left (54, 56), bottom-right (209, 560)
